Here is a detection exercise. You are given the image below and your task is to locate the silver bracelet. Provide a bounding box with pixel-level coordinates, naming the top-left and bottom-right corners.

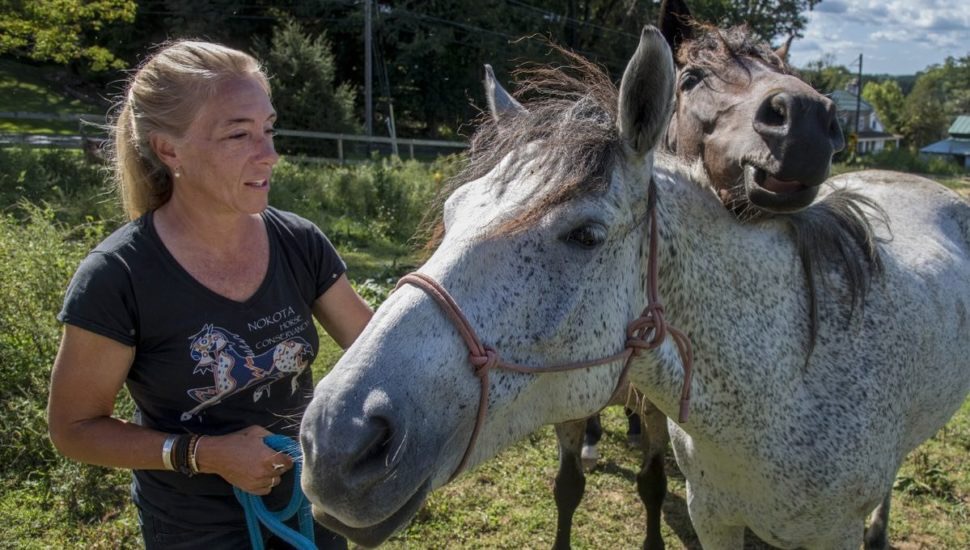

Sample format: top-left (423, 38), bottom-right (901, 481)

top-left (161, 435), bottom-right (178, 471)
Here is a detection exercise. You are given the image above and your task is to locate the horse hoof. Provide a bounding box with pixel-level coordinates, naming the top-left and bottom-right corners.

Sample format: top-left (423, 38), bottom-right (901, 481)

top-left (581, 444), bottom-right (600, 470)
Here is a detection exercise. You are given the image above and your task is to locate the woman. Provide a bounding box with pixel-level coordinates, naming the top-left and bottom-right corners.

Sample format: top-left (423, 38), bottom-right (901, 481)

top-left (47, 40), bottom-right (372, 549)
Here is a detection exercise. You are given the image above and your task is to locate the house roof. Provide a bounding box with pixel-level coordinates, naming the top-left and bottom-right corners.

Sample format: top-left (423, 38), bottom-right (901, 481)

top-left (828, 89), bottom-right (873, 113)
top-left (920, 138), bottom-right (970, 156)
top-left (949, 115), bottom-right (970, 138)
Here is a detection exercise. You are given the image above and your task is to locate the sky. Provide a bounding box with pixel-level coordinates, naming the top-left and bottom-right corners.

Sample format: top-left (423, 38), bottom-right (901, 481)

top-left (787, 0), bottom-right (970, 75)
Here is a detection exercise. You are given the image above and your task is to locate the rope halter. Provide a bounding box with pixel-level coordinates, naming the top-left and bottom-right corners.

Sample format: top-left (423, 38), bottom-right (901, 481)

top-left (394, 180), bottom-right (693, 481)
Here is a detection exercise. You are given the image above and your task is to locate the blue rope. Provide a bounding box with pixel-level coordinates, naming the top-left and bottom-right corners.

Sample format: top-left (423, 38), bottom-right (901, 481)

top-left (233, 434), bottom-right (316, 550)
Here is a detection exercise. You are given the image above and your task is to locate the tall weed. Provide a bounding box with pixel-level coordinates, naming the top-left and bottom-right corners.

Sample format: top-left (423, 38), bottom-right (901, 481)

top-left (271, 155), bottom-right (460, 248)
top-left (0, 147), bottom-right (122, 227)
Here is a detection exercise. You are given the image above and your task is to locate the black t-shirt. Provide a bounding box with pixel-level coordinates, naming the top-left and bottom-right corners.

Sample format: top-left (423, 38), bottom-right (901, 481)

top-left (57, 207), bottom-right (346, 530)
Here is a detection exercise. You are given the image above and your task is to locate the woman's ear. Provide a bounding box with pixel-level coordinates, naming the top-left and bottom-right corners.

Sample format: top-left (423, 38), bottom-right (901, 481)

top-left (149, 132), bottom-right (179, 171)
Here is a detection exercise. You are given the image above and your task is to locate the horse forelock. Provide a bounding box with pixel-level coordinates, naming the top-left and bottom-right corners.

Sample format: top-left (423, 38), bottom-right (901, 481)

top-left (422, 50), bottom-right (624, 252)
top-left (678, 23), bottom-right (793, 79)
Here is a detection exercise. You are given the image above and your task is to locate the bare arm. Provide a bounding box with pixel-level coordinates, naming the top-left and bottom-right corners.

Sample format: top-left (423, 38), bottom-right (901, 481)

top-left (312, 274), bottom-right (374, 349)
top-left (47, 325), bottom-right (292, 495)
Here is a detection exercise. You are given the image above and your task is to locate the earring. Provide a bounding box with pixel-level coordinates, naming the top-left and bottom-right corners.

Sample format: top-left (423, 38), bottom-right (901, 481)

top-left (174, 167), bottom-right (181, 179)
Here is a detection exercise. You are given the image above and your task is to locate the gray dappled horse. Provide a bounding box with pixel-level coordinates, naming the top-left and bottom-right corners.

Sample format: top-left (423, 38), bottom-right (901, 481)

top-left (300, 26), bottom-right (970, 550)
top-left (533, 0), bottom-right (859, 547)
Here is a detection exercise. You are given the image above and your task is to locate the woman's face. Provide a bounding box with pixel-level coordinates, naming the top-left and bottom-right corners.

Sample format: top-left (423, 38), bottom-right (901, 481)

top-left (170, 75), bottom-right (279, 216)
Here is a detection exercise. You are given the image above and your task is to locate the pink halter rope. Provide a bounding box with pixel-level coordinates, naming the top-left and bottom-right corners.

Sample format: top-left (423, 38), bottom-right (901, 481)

top-left (395, 184), bottom-right (693, 480)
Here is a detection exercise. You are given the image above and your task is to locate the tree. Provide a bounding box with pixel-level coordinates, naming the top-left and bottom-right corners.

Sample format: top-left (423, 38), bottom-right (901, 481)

top-left (899, 56), bottom-right (970, 146)
top-left (0, 0), bottom-right (136, 71)
top-left (253, 18), bottom-right (358, 144)
top-left (683, 0), bottom-right (823, 42)
top-left (863, 80), bottom-right (904, 134)
top-left (901, 69), bottom-right (948, 147)
top-left (797, 54), bottom-right (853, 93)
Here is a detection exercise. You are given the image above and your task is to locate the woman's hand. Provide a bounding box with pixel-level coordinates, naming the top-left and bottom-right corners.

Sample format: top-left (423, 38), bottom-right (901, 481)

top-left (195, 425), bottom-right (294, 495)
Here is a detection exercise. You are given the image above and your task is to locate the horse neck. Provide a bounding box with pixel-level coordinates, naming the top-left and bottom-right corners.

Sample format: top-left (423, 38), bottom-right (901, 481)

top-left (638, 160), bottom-right (809, 425)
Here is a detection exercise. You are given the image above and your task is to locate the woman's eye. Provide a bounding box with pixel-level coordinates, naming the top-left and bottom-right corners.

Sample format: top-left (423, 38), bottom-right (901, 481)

top-left (680, 69), bottom-right (704, 91)
top-left (228, 132), bottom-right (247, 140)
top-left (562, 223), bottom-right (607, 249)
top-left (265, 128), bottom-right (277, 137)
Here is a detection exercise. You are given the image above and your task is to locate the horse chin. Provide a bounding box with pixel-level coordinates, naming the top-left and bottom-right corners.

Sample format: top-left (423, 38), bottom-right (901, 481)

top-left (742, 164), bottom-right (821, 214)
top-left (311, 478), bottom-right (432, 548)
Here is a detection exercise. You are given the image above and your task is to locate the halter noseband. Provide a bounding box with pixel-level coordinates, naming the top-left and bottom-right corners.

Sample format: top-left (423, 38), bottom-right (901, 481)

top-left (394, 179), bottom-right (694, 481)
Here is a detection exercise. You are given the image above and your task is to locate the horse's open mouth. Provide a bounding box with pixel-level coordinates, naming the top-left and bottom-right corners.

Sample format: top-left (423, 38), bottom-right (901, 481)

top-left (311, 478), bottom-right (431, 548)
top-left (742, 164), bottom-right (820, 213)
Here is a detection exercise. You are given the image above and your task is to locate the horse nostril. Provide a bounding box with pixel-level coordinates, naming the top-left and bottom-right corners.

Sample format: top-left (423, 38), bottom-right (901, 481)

top-left (350, 415), bottom-right (396, 472)
top-left (754, 92), bottom-right (791, 136)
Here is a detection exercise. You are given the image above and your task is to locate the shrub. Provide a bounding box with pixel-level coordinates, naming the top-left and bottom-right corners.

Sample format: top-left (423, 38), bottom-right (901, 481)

top-left (848, 147), bottom-right (964, 177)
top-left (0, 147), bottom-right (122, 227)
top-left (0, 204), bottom-right (133, 523)
top-left (270, 154), bottom-right (461, 247)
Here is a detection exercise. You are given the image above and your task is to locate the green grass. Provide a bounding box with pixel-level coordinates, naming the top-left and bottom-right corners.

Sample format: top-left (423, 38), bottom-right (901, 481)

top-left (0, 58), bottom-right (102, 134)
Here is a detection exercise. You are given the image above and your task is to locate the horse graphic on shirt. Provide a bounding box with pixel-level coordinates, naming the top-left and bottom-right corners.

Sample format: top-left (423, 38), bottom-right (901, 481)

top-left (180, 324), bottom-right (312, 421)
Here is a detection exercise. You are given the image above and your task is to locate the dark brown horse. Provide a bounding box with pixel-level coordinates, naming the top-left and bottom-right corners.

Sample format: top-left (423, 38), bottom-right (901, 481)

top-left (661, 0), bottom-right (844, 220)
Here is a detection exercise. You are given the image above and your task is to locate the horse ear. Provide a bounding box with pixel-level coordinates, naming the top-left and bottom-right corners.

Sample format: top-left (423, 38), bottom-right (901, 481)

top-left (484, 64), bottom-right (526, 122)
top-left (618, 26), bottom-right (676, 157)
top-left (774, 34), bottom-right (794, 63)
top-left (658, 0), bottom-right (694, 60)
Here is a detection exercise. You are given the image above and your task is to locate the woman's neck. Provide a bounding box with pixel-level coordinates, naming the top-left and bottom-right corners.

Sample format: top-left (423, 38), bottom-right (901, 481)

top-left (153, 197), bottom-right (264, 259)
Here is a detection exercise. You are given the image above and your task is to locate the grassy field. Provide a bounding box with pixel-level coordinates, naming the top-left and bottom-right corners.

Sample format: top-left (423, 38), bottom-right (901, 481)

top-left (4, 248), bottom-right (965, 549)
top-left (0, 58), bottom-right (102, 134)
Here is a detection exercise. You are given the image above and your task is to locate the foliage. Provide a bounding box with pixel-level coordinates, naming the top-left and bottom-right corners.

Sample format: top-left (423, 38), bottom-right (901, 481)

top-left (0, 0), bottom-right (136, 72)
top-left (900, 55), bottom-right (970, 147)
top-left (684, 0), bottom-right (822, 42)
top-left (0, 204), bottom-right (136, 529)
top-left (837, 147), bottom-right (963, 177)
top-left (253, 17), bottom-right (359, 157)
top-left (863, 79), bottom-right (904, 134)
top-left (269, 154), bottom-right (460, 248)
top-left (310, 0), bottom-right (821, 139)
top-left (798, 53), bottom-right (854, 93)
top-left (0, 148), bottom-right (121, 226)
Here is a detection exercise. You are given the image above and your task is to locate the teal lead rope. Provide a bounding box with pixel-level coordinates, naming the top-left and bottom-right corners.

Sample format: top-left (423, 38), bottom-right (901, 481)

top-left (233, 434), bottom-right (316, 550)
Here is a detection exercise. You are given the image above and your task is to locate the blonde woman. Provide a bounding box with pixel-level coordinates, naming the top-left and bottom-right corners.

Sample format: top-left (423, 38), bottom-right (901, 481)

top-left (47, 40), bottom-right (371, 549)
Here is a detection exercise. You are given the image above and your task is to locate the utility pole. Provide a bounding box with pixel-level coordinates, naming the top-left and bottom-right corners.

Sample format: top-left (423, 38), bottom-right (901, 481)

top-left (364, 0), bottom-right (373, 142)
top-left (853, 53), bottom-right (863, 154)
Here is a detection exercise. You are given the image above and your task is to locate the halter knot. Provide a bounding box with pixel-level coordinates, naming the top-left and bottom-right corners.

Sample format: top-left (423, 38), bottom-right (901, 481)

top-left (469, 347), bottom-right (499, 376)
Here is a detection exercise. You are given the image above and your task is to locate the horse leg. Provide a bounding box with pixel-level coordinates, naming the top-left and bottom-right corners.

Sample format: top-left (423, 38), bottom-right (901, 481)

top-left (553, 420), bottom-right (587, 550)
top-left (637, 405), bottom-right (668, 550)
top-left (626, 407), bottom-right (642, 447)
top-left (581, 414), bottom-right (604, 470)
top-left (863, 492), bottom-right (891, 550)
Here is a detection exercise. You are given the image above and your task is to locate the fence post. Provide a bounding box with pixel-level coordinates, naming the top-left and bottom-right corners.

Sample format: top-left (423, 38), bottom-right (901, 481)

top-left (338, 139), bottom-right (344, 164)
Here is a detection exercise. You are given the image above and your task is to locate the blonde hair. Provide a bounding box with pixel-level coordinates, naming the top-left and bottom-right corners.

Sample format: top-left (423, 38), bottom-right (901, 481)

top-left (109, 40), bottom-right (270, 220)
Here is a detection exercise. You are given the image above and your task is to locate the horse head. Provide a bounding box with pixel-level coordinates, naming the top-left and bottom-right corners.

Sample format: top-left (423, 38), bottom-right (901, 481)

top-left (659, 0), bottom-right (844, 218)
top-left (300, 26), bottom-right (675, 547)
top-left (188, 324), bottom-right (227, 371)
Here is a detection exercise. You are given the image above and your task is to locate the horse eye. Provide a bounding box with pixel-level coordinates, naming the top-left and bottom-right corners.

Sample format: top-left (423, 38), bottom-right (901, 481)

top-left (680, 69), bottom-right (704, 91)
top-left (562, 223), bottom-right (607, 249)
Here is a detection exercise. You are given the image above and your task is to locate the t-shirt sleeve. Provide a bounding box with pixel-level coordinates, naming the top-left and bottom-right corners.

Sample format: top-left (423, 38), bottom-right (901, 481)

top-left (57, 251), bottom-right (138, 346)
top-left (308, 224), bottom-right (347, 299)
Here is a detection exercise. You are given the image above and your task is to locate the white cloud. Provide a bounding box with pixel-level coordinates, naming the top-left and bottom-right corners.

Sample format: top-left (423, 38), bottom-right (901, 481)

top-left (789, 0), bottom-right (970, 74)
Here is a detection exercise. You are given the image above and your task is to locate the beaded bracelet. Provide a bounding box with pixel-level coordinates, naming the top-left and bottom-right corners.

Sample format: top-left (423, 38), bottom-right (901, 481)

top-left (172, 434), bottom-right (194, 476)
top-left (161, 434), bottom-right (178, 471)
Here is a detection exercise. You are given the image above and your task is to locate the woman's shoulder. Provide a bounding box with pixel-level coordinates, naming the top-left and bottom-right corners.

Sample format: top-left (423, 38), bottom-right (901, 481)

top-left (263, 207), bottom-right (315, 230)
top-left (262, 207), bottom-right (325, 241)
top-left (92, 214), bottom-right (154, 256)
